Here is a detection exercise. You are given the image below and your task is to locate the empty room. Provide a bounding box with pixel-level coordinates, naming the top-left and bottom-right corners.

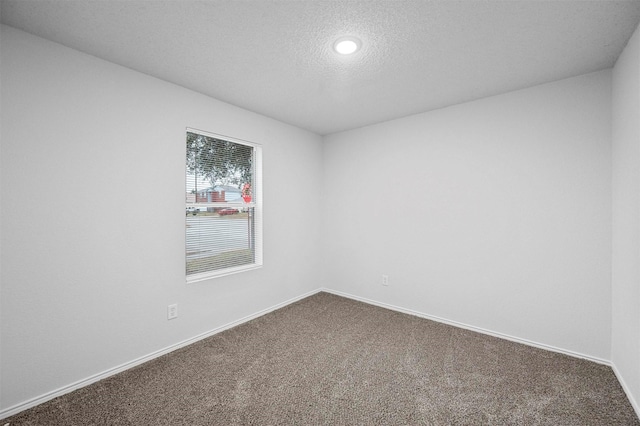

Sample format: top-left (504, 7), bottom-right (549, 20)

top-left (2, 0), bottom-right (640, 424)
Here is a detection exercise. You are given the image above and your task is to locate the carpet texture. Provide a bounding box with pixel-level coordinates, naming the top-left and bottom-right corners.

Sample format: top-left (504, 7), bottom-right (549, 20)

top-left (5, 292), bottom-right (639, 425)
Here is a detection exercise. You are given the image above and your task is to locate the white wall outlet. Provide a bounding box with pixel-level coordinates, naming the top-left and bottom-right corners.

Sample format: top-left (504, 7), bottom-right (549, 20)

top-left (167, 304), bottom-right (178, 320)
top-left (382, 274), bottom-right (389, 286)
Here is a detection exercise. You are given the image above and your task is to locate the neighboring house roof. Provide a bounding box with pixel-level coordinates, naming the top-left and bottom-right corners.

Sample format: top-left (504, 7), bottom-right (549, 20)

top-left (197, 185), bottom-right (241, 193)
top-left (197, 186), bottom-right (242, 201)
top-left (214, 185), bottom-right (241, 193)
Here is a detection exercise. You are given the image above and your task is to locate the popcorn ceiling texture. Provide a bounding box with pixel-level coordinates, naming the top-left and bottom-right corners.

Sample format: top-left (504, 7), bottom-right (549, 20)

top-left (5, 293), bottom-right (639, 425)
top-left (1, 0), bottom-right (639, 135)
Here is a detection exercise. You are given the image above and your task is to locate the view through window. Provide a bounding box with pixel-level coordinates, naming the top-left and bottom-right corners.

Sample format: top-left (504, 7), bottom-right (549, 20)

top-left (185, 129), bottom-right (262, 281)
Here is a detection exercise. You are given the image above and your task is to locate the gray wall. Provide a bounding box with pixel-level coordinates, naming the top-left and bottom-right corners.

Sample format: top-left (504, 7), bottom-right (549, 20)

top-left (612, 21), bottom-right (640, 414)
top-left (322, 70), bottom-right (613, 360)
top-left (0, 25), bottom-right (324, 411)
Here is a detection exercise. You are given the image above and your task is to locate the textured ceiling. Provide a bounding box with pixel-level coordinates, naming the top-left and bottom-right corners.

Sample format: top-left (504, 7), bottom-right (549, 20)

top-left (2, 0), bottom-right (640, 135)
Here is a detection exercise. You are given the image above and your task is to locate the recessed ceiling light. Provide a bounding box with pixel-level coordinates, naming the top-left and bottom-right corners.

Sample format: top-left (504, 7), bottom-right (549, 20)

top-left (333, 36), bottom-right (361, 55)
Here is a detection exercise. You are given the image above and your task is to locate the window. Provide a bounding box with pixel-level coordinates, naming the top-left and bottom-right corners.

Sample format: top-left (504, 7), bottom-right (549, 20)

top-left (185, 128), bottom-right (262, 281)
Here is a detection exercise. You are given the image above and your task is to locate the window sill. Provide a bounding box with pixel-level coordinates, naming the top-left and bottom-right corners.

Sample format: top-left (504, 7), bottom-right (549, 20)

top-left (187, 263), bottom-right (262, 284)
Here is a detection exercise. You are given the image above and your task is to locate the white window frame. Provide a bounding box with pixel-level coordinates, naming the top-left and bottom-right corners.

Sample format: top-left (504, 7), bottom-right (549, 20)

top-left (185, 128), bottom-right (263, 283)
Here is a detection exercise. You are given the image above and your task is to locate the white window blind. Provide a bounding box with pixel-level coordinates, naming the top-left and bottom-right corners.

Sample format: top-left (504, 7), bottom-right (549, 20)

top-left (185, 129), bottom-right (262, 281)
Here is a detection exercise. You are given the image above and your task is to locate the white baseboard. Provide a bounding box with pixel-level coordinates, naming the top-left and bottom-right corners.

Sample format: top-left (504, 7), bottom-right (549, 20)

top-left (321, 287), bottom-right (611, 366)
top-left (611, 362), bottom-right (640, 419)
top-left (0, 288), bottom-right (322, 420)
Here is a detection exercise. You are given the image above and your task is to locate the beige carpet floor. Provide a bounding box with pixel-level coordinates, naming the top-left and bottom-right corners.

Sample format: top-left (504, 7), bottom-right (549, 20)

top-left (5, 292), bottom-right (639, 425)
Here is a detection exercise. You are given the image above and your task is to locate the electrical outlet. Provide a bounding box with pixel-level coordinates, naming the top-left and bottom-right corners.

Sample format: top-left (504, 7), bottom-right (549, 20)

top-left (382, 274), bottom-right (389, 286)
top-left (168, 304), bottom-right (178, 320)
